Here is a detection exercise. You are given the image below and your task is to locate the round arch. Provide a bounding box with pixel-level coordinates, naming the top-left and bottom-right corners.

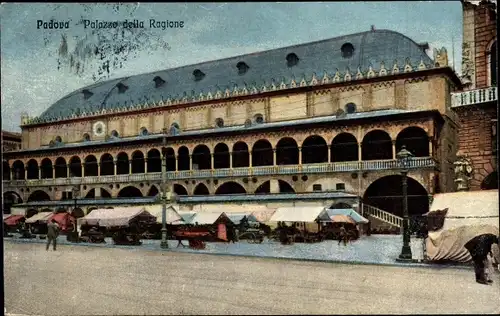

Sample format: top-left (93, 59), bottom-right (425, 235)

top-left (101, 188), bottom-right (112, 198)
top-left (173, 184), bottom-right (188, 196)
top-left (26, 159), bottom-right (39, 180)
top-left (85, 188), bottom-right (97, 199)
top-left (69, 156), bottom-right (82, 177)
top-left (276, 137), bottom-right (299, 165)
top-left (54, 157), bottom-right (67, 178)
top-left (363, 175), bottom-right (429, 217)
top-left (147, 149), bottom-right (162, 173)
top-left (2, 191), bottom-right (23, 214)
top-left (213, 143), bottom-right (230, 169)
top-left (12, 160), bottom-right (25, 180)
top-left (27, 190), bottom-right (51, 202)
top-left (147, 185), bottom-right (159, 197)
top-left (481, 171), bottom-right (498, 190)
top-left (302, 135), bottom-right (328, 164)
top-left (232, 142), bottom-right (249, 168)
top-left (193, 183), bottom-right (210, 195)
top-left (116, 152), bottom-right (129, 175)
top-left (177, 146), bottom-right (190, 171)
top-left (278, 179), bottom-right (295, 193)
top-left (163, 147), bottom-right (176, 172)
top-left (362, 130), bottom-right (392, 160)
top-left (84, 155), bottom-right (98, 177)
top-left (192, 144), bottom-right (211, 170)
top-left (252, 139), bottom-right (273, 166)
top-left (100, 153), bottom-right (114, 176)
top-left (331, 133), bottom-right (358, 162)
top-left (3, 161), bottom-right (10, 180)
top-left (117, 186), bottom-right (143, 198)
top-left (131, 151), bottom-right (145, 174)
top-left (395, 127), bottom-right (429, 157)
top-left (215, 182), bottom-right (247, 195)
top-left (40, 158), bottom-right (53, 179)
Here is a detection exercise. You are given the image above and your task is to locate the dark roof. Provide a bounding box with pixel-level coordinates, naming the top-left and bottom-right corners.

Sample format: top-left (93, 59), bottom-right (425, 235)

top-left (37, 29), bottom-right (433, 122)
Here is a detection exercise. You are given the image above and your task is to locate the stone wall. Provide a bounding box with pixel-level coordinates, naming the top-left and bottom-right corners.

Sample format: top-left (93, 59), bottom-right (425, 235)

top-left (473, 3), bottom-right (496, 88)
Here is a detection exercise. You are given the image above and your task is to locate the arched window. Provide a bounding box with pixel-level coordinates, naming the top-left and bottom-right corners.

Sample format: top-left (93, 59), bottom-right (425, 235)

top-left (488, 40), bottom-right (497, 86)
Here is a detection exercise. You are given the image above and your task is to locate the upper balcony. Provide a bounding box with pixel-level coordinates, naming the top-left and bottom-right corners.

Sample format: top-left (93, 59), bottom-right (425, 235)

top-left (451, 86), bottom-right (498, 108)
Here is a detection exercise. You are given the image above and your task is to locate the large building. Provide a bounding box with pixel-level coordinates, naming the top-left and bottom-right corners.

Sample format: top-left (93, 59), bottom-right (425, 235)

top-left (451, 0), bottom-right (498, 190)
top-left (2, 130), bottom-right (22, 152)
top-left (2, 28), bottom-right (462, 227)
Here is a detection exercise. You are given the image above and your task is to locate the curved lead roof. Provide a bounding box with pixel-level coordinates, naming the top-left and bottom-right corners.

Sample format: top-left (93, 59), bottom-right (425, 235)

top-left (40, 29), bottom-right (434, 121)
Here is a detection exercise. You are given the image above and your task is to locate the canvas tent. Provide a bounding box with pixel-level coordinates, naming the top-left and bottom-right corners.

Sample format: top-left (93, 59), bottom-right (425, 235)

top-left (318, 208), bottom-right (370, 224)
top-left (178, 211), bottom-right (197, 224)
top-left (190, 212), bottom-right (230, 225)
top-left (77, 207), bottom-right (156, 227)
top-left (25, 212), bottom-right (53, 224)
top-left (269, 206), bottom-right (327, 223)
top-left (425, 190), bottom-right (499, 263)
top-left (143, 204), bottom-right (184, 225)
top-left (10, 207), bottom-right (27, 216)
top-left (225, 213), bottom-right (259, 225)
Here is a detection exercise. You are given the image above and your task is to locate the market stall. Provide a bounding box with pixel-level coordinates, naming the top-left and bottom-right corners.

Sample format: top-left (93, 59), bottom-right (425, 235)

top-left (269, 206), bottom-right (328, 244)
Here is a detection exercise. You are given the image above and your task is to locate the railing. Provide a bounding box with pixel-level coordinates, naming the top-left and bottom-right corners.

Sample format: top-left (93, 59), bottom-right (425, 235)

top-left (3, 157), bottom-right (436, 187)
top-left (451, 86), bottom-right (498, 108)
top-left (362, 204), bottom-right (403, 228)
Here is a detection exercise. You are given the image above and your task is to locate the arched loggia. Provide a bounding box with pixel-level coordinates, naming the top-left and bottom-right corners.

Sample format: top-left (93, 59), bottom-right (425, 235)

top-left (117, 186), bottom-right (143, 198)
top-left (100, 154), bottom-right (114, 176)
top-left (395, 127), bottom-right (430, 157)
top-left (39, 158), bottom-right (52, 179)
top-left (331, 133), bottom-right (358, 162)
top-left (177, 146), bottom-right (190, 171)
top-left (164, 147), bottom-right (176, 171)
top-left (215, 182), bottom-right (246, 195)
top-left (302, 135), bottom-right (328, 164)
top-left (131, 151), bottom-right (145, 174)
top-left (3, 161), bottom-right (11, 180)
top-left (26, 159), bottom-right (39, 180)
top-left (173, 184), bottom-right (188, 196)
top-left (84, 155), bottom-right (98, 177)
top-left (232, 142), bottom-right (249, 168)
top-left (12, 160), bottom-right (24, 180)
top-left (3, 191), bottom-right (23, 214)
top-left (69, 156), bottom-right (82, 177)
top-left (147, 186), bottom-right (159, 197)
top-left (116, 152), bottom-right (129, 175)
top-left (362, 130), bottom-right (393, 160)
top-left (27, 190), bottom-right (51, 202)
top-left (276, 138), bottom-right (299, 165)
top-left (193, 183), bottom-right (209, 195)
top-left (147, 149), bottom-right (161, 173)
top-left (192, 145), bottom-right (211, 170)
top-left (252, 140), bottom-right (273, 166)
top-left (54, 157), bottom-right (67, 178)
top-left (213, 143), bottom-right (230, 169)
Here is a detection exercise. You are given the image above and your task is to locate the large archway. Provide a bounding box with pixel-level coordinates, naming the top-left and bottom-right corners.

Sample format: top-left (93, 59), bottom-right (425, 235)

top-left (192, 145), bottom-right (211, 170)
top-left (164, 147), bottom-right (176, 171)
top-left (147, 149), bottom-right (162, 173)
top-left (117, 186), bottom-right (143, 198)
top-left (213, 143), bottom-right (230, 169)
top-left (173, 184), bottom-right (188, 196)
top-left (12, 160), bottom-right (24, 180)
top-left (69, 156), bottom-right (82, 177)
top-left (255, 180), bottom-right (295, 194)
top-left (232, 142), bottom-right (249, 168)
top-left (276, 138), bottom-right (299, 165)
top-left (2, 191), bottom-right (23, 214)
top-left (26, 159), bottom-right (39, 180)
top-left (147, 185), bottom-right (159, 197)
top-left (395, 127), bottom-right (429, 157)
top-left (131, 151), bottom-right (145, 174)
top-left (362, 130), bottom-right (392, 160)
top-left (363, 175), bottom-right (429, 217)
top-left (40, 158), bottom-right (53, 179)
top-left (302, 135), bottom-right (328, 164)
top-left (177, 146), bottom-right (190, 171)
top-left (278, 180), bottom-right (295, 193)
top-left (193, 183), bottom-right (210, 195)
top-left (116, 152), bottom-right (129, 175)
top-left (331, 133), bottom-right (358, 162)
top-left (3, 161), bottom-right (10, 180)
top-left (27, 190), bottom-right (51, 202)
top-left (100, 153), bottom-right (114, 176)
top-left (252, 140), bottom-right (273, 166)
top-left (215, 182), bottom-right (246, 195)
top-left (84, 155), bottom-right (98, 177)
top-left (481, 171), bottom-right (498, 190)
top-left (54, 157), bottom-right (67, 178)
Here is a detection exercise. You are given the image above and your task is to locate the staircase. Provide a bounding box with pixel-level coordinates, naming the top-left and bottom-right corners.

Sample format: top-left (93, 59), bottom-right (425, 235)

top-left (361, 204), bottom-right (403, 230)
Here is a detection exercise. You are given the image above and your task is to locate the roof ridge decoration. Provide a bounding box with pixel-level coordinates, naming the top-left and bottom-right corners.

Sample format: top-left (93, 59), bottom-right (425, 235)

top-left (310, 73), bottom-right (318, 85)
top-left (404, 58), bottom-right (413, 73)
top-left (344, 67), bottom-right (352, 82)
top-left (333, 69), bottom-right (341, 83)
top-left (356, 66), bottom-right (364, 80)
top-left (367, 64), bottom-right (376, 79)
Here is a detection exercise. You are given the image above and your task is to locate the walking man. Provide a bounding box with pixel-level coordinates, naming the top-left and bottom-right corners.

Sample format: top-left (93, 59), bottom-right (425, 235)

top-left (464, 234), bottom-right (499, 285)
top-left (46, 219), bottom-right (60, 251)
top-left (338, 225), bottom-right (348, 246)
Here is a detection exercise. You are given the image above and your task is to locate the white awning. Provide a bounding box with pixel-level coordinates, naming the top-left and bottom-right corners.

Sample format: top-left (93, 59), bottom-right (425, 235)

top-left (190, 212), bottom-right (228, 225)
top-left (25, 212), bottom-right (53, 224)
top-left (142, 204), bottom-right (184, 225)
top-left (10, 207), bottom-right (27, 216)
top-left (77, 207), bottom-right (155, 227)
top-left (269, 206), bottom-right (327, 222)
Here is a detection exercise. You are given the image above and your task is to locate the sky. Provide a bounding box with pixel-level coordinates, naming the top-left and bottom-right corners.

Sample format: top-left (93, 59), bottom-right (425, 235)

top-left (0, 2), bottom-right (463, 132)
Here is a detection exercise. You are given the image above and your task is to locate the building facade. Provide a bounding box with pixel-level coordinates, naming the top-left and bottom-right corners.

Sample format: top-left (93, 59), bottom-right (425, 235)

top-left (2, 130), bottom-right (22, 152)
top-left (451, 0), bottom-right (498, 190)
top-left (2, 29), bottom-right (462, 223)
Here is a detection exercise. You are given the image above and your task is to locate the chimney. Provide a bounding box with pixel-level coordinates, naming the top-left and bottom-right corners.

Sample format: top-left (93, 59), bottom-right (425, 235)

top-left (370, 25), bottom-right (376, 31)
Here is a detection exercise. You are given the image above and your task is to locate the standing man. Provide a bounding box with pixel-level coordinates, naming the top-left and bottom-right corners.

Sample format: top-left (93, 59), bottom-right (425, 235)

top-left (46, 219), bottom-right (60, 251)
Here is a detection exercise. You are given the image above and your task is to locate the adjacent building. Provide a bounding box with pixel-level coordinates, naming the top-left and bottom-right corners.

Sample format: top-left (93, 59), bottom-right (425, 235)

top-left (2, 28), bottom-right (462, 229)
top-left (2, 130), bottom-right (22, 152)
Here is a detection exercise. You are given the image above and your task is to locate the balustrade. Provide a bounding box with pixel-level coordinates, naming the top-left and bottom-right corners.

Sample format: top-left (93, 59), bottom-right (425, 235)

top-left (451, 86), bottom-right (498, 108)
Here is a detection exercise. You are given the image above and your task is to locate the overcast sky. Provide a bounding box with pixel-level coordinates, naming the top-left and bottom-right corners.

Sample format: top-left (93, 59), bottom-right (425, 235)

top-left (0, 2), bottom-right (463, 132)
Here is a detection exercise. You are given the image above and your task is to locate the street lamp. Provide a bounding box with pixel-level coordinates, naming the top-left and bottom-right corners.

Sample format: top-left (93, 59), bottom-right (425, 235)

top-left (160, 128), bottom-right (171, 249)
top-left (396, 145), bottom-right (414, 261)
top-left (72, 186), bottom-right (80, 243)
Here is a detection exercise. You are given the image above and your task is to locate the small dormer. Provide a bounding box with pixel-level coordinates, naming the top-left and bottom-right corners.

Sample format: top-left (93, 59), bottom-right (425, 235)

top-left (341, 43), bottom-right (355, 58)
top-left (82, 89), bottom-right (93, 100)
top-left (193, 69), bottom-right (205, 81)
top-left (153, 76), bottom-right (166, 88)
top-left (111, 130), bottom-right (119, 138)
top-left (286, 53), bottom-right (299, 67)
top-left (116, 83), bottom-right (128, 93)
top-left (236, 61), bottom-right (249, 75)
top-left (253, 113), bottom-right (264, 124)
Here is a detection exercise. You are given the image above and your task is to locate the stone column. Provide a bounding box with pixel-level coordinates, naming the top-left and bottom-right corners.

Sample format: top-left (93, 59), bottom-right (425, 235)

top-left (229, 152), bottom-right (233, 169)
top-left (298, 147), bottom-right (302, 165)
top-left (10, 169), bottom-right (13, 180)
top-left (428, 138), bottom-right (433, 157)
top-left (358, 143), bottom-right (362, 161)
top-left (113, 160), bottom-right (117, 175)
top-left (98, 163), bottom-right (101, 176)
top-left (249, 151), bottom-right (253, 167)
top-left (211, 153), bottom-right (214, 170)
top-left (144, 159), bottom-right (148, 173)
top-left (327, 145), bottom-right (331, 162)
top-left (24, 167), bottom-right (27, 180)
top-left (81, 163), bottom-right (85, 178)
top-left (66, 164), bottom-right (70, 178)
top-left (273, 149), bottom-right (277, 165)
top-left (392, 140), bottom-right (396, 159)
top-left (129, 160), bottom-right (132, 175)
top-left (52, 166), bottom-right (55, 179)
top-left (175, 156), bottom-right (178, 171)
top-left (189, 155), bottom-right (193, 170)
top-left (38, 168), bottom-right (41, 179)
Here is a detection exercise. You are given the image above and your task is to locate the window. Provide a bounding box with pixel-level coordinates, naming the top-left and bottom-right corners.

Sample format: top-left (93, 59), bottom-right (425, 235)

top-left (341, 43), bottom-right (355, 58)
top-left (488, 41), bottom-right (497, 86)
top-left (82, 89), bottom-right (93, 100)
top-left (345, 103), bottom-right (357, 114)
top-left (171, 122), bottom-right (180, 130)
top-left (336, 183), bottom-right (346, 191)
top-left (116, 83), bottom-right (128, 93)
top-left (153, 76), bottom-right (166, 88)
top-left (83, 133), bottom-right (91, 142)
top-left (140, 127), bottom-right (148, 136)
top-left (312, 184), bottom-right (322, 191)
top-left (193, 69), bottom-right (205, 81)
top-left (215, 118), bottom-right (224, 128)
top-left (55, 136), bottom-right (62, 143)
top-left (286, 53), bottom-right (299, 67)
top-left (236, 62), bottom-right (249, 75)
top-left (111, 130), bottom-right (119, 138)
top-left (254, 113), bottom-right (264, 124)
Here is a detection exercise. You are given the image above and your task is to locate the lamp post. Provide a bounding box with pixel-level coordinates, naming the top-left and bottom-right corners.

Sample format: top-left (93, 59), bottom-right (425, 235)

top-left (160, 128), bottom-right (171, 249)
top-left (72, 186), bottom-right (80, 243)
top-left (396, 145), bottom-right (414, 261)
